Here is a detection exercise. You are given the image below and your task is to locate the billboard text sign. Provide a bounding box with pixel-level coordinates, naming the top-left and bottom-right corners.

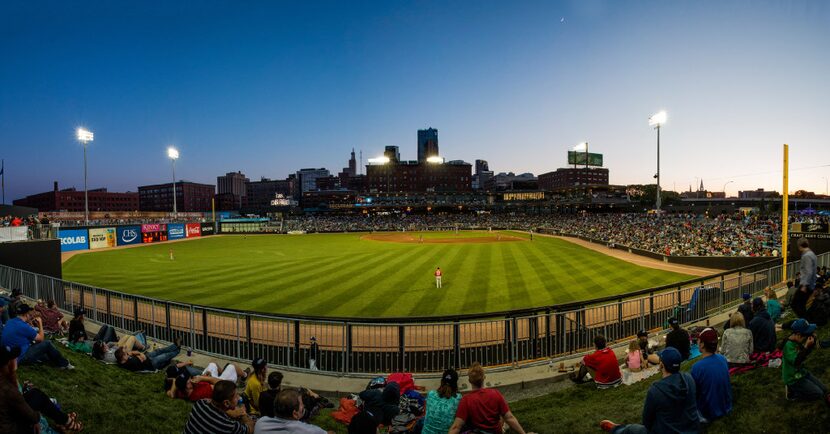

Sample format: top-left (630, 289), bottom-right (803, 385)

top-left (567, 151), bottom-right (603, 167)
top-left (58, 229), bottom-right (89, 252)
top-left (186, 223), bottom-right (201, 237)
top-left (167, 223), bottom-right (186, 240)
top-left (89, 227), bottom-right (116, 249)
top-left (117, 226), bottom-right (142, 246)
top-left (200, 222), bottom-right (215, 236)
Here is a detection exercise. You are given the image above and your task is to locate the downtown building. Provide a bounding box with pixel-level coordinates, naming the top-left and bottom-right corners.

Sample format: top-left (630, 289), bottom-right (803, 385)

top-left (138, 181), bottom-right (215, 212)
top-left (216, 171), bottom-right (249, 210)
top-left (538, 168), bottom-right (609, 190)
top-left (14, 182), bottom-right (139, 212)
top-left (243, 176), bottom-right (296, 210)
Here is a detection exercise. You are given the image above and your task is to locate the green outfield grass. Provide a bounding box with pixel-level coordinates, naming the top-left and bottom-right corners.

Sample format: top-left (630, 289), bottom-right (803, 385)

top-left (61, 231), bottom-right (693, 318)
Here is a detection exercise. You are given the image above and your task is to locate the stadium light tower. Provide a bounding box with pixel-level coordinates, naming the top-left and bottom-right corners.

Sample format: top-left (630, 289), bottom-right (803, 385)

top-left (76, 128), bottom-right (94, 225)
top-left (648, 111), bottom-right (667, 210)
top-left (167, 147), bottom-right (179, 218)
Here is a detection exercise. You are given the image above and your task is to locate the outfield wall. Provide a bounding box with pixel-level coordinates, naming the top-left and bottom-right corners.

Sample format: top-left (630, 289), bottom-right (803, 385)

top-left (2, 252), bottom-right (827, 375)
top-left (56, 222), bottom-right (215, 253)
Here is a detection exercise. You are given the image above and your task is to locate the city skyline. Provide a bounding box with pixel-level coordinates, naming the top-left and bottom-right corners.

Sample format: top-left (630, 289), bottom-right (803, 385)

top-left (2, 1), bottom-right (829, 201)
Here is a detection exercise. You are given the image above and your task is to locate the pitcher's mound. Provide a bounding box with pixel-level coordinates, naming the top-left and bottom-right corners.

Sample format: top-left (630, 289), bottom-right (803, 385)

top-left (361, 233), bottom-right (525, 244)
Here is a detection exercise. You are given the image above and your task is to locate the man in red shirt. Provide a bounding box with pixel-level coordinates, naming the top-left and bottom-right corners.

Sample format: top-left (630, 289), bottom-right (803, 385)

top-left (434, 267), bottom-right (442, 289)
top-left (570, 335), bottom-right (622, 389)
top-left (175, 373), bottom-right (222, 401)
top-left (449, 362), bottom-right (533, 434)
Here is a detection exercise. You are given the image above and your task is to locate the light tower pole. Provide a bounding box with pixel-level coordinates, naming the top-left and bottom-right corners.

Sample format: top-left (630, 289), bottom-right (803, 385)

top-left (76, 128), bottom-right (94, 225)
top-left (648, 111), bottom-right (667, 210)
top-left (168, 147), bottom-right (179, 218)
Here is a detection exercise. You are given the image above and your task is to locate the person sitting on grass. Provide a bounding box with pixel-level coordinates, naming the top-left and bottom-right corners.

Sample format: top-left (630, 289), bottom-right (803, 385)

top-left (258, 371), bottom-right (285, 418)
top-left (626, 339), bottom-right (647, 372)
top-left (691, 328), bottom-right (732, 423)
top-left (115, 336), bottom-right (182, 372)
top-left (637, 330), bottom-right (660, 365)
top-left (448, 362), bottom-right (535, 434)
top-left (665, 317), bottom-right (691, 361)
top-left (67, 308), bottom-right (88, 344)
top-left (34, 300), bottom-right (67, 335)
top-left (600, 347), bottom-right (700, 434)
top-left (570, 335), bottom-right (622, 388)
top-left (0, 344), bottom-right (84, 433)
top-left (720, 312), bottom-right (753, 366)
top-left (422, 368), bottom-right (461, 434)
top-left (749, 297), bottom-right (777, 354)
top-left (173, 362), bottom-right (247, 401)
top-left (244, 358), bottom-right (268, 416)
top-left (183, 379), bottom-right (254, 434)
top-left (0, 304), bottom-right (73, 369)
top-left (765, 287), bottom-right (782, 322)
top-left (253, 389), bottom-right (331, 434)
top-left (91, 330), bottom-right (148, 363)
top-left (782, 318), bottom-right (830, 405)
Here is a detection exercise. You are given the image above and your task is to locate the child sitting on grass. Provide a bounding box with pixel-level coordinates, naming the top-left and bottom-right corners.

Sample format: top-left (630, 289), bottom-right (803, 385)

top-left (626, 340), bottom-right (646, 372)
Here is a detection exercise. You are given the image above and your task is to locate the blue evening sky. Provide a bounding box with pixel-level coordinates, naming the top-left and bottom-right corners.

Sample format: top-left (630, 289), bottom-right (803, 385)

top-left (1, 0), bottom-right (829, 200)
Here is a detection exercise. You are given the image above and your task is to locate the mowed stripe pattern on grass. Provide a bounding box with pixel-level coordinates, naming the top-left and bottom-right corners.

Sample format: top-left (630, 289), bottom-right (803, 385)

top-left (61, 232), bottom-right (693, 318)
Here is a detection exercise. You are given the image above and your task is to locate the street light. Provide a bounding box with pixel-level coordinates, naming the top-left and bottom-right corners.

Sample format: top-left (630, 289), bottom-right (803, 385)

top-left (722, 180), bottom-right (734, 198)
top-left (648, 111), bottom-right (667, 210)
top-left (76, 128), bottom-right (94, 225)
top-left (167, 147), bottom-right (179, 217)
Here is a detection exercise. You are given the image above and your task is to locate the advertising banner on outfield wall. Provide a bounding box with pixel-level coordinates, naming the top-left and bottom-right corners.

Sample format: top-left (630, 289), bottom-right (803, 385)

top-left (200, 222), bottom-right (215, 236)
top-left (88, 227), bottom-right (116, 249)
top-left (186, 223), bottom-right (201, 238)
top-left (116, 226), bottom-right (142, 246)
top-left (167, 223), bottom-right (186, 240)
top-left (58, 229), bottom-right (89, 252)
top-left (141, 223), bottom-right (166, 233)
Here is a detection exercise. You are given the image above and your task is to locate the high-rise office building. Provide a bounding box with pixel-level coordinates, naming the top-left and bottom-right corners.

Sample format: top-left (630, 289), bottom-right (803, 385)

top-left (475, 160), bottom-right (489, 175)
top-left (384, 146), bottom-right (400, 163)
top-left (296, 168), bottom-right (330, 193)
top-left (417, 128), bottom-right (439, 162)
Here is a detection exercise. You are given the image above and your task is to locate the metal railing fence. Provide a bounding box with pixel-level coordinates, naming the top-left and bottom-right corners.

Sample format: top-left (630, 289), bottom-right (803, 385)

top-left (1, 252), bottom-right (826, 375)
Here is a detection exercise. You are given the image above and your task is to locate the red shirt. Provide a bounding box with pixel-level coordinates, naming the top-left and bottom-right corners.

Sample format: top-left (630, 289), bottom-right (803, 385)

top-left (187, 382), bottom-right (213, 401)
top-left (582, 348), bottom-right (622, 385)
top-left (435, 269), bottom-right (442, 277)
top-left (455, 388), bottom-right (509, 432)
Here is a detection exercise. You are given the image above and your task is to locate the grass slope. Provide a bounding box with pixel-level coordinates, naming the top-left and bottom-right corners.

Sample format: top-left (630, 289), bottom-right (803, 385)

top-left (19, 321), bottom-right (829, 434)
top-left (62, 232), bottom-right (692, 317)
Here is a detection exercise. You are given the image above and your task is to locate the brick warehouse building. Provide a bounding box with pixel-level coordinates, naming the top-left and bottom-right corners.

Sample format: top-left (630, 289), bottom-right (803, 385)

top-left (14, 182), bottom-right (139, 212)
top-left (366, 160), bottom-right (472, 193)
top-left (538, 167), bottom-right (609, 190)
top-left (138, 181), bottom-right (215, 212)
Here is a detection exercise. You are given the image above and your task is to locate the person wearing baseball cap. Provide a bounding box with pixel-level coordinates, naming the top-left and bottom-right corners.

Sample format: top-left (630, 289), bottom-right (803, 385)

top-left (244, 357), bottom-right (268, 416)
top-left (665, 317), bottom-right (691, 361)
top-left (422, 368), bottom-right (461, 434)
top-left (601, 346), bottom-right (699, 433)
top-left (636, 330), bottom-right (660, 366)
top-left (0, 303), bottom-right (72, 369)
top-left (691, 328), bottom-right (732, 423)
top-left (736, 293), bottom-right (754, 326)
top-left (783, 319), bottom-right (829, 404)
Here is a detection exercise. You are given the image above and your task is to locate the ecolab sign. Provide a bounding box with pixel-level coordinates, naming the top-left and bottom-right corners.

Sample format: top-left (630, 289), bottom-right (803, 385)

top-left (186, 223), bottom-right (201, 238)
top-left (117, 226), bottom-right (142, 246)
top-left (58, 229), bottom-right (89, 252)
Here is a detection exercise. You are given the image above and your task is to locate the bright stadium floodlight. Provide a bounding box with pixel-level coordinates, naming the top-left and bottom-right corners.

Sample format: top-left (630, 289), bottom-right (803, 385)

top-left (167, 146), bottom-right (180, 217)
top-left (368, 156), bottom-right (390, 164)
top-left (426, 155), bottom-right (444, 163)
top-left (649, 110), bottom-right (667, 127)
top-left (76, 127), bottom-right (94, 225)
top-left (649, 110), bottom-right (667, 210)
top-left (572, 142), bottom-right (587, 152)
top-left (76, 128), bottom-right (94, 143)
